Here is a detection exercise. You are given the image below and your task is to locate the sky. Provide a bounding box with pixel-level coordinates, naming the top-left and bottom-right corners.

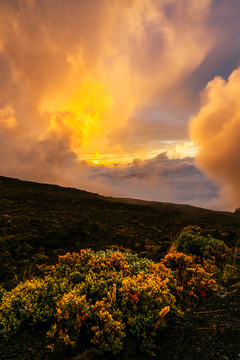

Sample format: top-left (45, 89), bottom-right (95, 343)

top-left (1, 0), bottom-right (240, 210)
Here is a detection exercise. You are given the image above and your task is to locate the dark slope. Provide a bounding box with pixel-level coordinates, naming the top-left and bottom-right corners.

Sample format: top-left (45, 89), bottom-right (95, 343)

top-left (1, 175), bottom-right (240, 360)
top-left (0, 175), bottom-right (240, 286)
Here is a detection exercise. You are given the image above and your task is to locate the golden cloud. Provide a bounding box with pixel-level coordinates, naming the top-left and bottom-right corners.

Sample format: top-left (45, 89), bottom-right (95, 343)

top-left (0, 106), bottom-right (17, 130)
top-left (0, 0), bottom-right (214, 163)
top-left (190, 67), bottom-right (240, 208)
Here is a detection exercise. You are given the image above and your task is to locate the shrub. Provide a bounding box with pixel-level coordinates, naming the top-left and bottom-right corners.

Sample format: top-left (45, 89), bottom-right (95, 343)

top-left (162, 251), bottom-right (217, 306)
top-left (0, 250), bottom-right (181, 356)
top-left (47, 289), bottom-right (90, 348)
top-left (0, 277), bottom-right (68, 339)
top-left (47, 252), bottom-right (179, 354)
top-left (175, 226), bottom-right (229, 269)
top-left (90, 299), bottom-right (126, 354)
top-left (0, 286), bottom-right (6, 301)
top-left (4, 246), bottom-right (231, 355)
top-left (119, 265), bottom-right (177, 352)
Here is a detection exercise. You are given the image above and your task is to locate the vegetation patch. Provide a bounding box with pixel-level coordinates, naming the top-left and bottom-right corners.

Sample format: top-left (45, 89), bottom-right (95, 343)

top-left (2, 235), bottom-right (234, 358)
top-left (1, 250), bottom-right (181, 356)
top-left (1, 175), bottom-right (240, 291)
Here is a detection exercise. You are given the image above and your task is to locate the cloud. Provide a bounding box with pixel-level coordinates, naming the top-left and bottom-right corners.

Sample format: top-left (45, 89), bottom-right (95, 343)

top-left (0, 127), bottom-right (220, 209)
top-left (190, 67), bottom-right (240, 209)
top-left (0, 0), bottom-right (240, 209)
top-left (0, 0), bottom-right (214, 160)
top-left (0, 106), bottom-right (17, 130)
top-left (0, 127), bottom-right (78, 185)
top-left (80, 153), bottom-right (220, 209)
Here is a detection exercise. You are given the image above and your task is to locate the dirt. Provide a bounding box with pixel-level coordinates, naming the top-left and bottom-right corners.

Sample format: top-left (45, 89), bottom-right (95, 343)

top-left (155, 286), bottom-right (240, 360)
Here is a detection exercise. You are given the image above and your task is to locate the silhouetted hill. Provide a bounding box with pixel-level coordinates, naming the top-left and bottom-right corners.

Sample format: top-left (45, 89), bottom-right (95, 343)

top-left (1, 175), bottom-right (240, 287)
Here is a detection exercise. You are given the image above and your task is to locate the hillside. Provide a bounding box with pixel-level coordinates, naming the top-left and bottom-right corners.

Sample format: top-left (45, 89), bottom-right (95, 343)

top-left (1, 175), bottom-right (240, 287)
top-left (0, 175), bottom-right (240, 360)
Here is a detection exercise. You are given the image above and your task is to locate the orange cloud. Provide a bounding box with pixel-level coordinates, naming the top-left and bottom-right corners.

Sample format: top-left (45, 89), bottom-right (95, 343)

top-left (0, 0), bottom-right (214, 163)
top-left (2, 0), bottom-right (236, 209)
top-left (0, 106), bottom-right (17, 130)
top-left (190, 67), bottom-right (240, 209)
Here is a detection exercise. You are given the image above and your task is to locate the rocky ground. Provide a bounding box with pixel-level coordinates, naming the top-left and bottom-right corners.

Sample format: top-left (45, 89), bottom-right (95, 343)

top-left (155, 285), bottom-right (240, 360)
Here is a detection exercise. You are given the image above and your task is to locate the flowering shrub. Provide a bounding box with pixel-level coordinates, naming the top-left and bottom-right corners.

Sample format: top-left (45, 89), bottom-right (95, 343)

top-left (175, 226), bottom-right (229, 269)
top-left (90, 299), bottom-right (125, 354)
top-left (0, 250), bottom-right (181, 355)
top-left (119, 265), bottom-right (176, 352)
top-left (162, 251), bottom-right (217, 305)
top-left (0, 286), bottom-right (5, 301)
top-left (0, 245), bottom-right (229, 356)
top-left (0, 277), bottom-right (67, 339)
top-left (47, 289), bottom-right (90, 348)
top-left (46, 251), bottom-right (179, 354)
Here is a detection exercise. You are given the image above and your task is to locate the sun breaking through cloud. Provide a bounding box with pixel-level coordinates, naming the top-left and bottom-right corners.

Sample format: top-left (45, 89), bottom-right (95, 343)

top-left (0, 0), bottom-right (213, 161)
top-left (1, 0), bottom-right (240, 209)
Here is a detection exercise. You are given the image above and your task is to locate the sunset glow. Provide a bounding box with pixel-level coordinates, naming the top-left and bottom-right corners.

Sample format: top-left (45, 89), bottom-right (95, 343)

top-left (46, 79), bottom-right (114, 157)
top-left (1, 0), bottom-right (240, 209)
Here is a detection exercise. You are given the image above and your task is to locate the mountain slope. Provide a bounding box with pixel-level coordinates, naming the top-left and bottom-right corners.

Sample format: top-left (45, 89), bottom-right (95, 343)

top-left (1, 175), bottom-right (240, 360)
top-left (0, 175), bottom-right (240, 287)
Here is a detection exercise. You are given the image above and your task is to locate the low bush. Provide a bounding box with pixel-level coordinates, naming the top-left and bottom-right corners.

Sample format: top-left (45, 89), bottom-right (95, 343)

top-left (175, 226), bottom-right (229, 269)
top-left (0, 277), bottom-right (68, 339)
top-left (0, 242), bottom-right (233, 356)
top-left (162, 251), bottom-right (217, 306)
top-left (0, 250), bottom-right (180, 356)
